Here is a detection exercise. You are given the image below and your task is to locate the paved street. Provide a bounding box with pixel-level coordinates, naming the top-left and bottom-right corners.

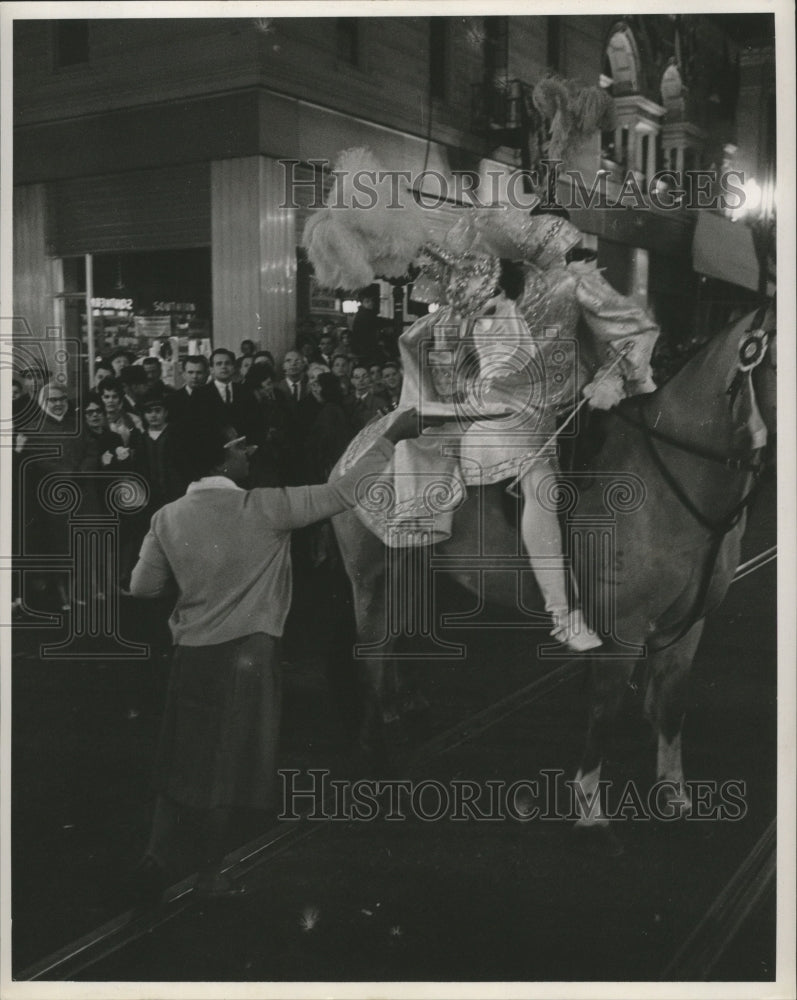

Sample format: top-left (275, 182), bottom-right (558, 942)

top-left (11, 476), bottom-right (777, 983)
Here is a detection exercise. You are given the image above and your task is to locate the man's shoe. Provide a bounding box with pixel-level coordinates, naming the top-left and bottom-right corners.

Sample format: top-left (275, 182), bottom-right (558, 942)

top-left (550, 610), bottom-right (602, 653)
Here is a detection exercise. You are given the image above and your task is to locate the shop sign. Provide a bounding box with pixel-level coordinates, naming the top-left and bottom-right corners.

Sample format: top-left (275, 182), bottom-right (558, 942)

top-left (134, 316), bottom-right (173, 338)
top-left (153, 301), bottom-right (197, 314)
top-left (90, 297), bottom-right (134, 311)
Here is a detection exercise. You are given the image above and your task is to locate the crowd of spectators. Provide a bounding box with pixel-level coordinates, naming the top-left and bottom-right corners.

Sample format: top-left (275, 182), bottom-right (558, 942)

top-left (12, 321), bottom-right (404, 610)
top-left (11, 314), bottom-right (417, 904)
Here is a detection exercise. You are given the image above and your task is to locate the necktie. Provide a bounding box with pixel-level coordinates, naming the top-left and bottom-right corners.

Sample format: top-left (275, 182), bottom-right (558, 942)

top-left (292, 382), bottom-right (298, 400)
top-left (225, 385), bottom-right (231, 405)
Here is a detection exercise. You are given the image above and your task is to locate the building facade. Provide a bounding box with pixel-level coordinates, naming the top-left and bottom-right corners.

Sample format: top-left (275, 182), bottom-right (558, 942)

top-left (12, 13), bottom-right (775, 384)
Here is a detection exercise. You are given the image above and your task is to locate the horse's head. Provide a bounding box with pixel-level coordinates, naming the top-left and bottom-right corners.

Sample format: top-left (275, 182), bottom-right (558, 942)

top-left (658, 301), bottom-right (776, 457)
top-left (750, 301), bottom-right (776, 438)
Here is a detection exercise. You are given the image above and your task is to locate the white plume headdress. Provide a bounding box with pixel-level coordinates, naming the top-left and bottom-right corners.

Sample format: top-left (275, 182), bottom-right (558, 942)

top-left (301, 147), bottom-right (428, 291)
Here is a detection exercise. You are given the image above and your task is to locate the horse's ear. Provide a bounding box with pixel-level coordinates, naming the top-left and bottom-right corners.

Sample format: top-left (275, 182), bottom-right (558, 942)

top-left (762, 296), bottom-right (776, 334)
top-left (728, 370), bottom-right (768, 452)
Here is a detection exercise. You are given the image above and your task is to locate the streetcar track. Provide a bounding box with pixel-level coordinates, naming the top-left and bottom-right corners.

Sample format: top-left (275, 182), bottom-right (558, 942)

top-left (661, 818), bottom-right (776, 980)
top-left (16, 546), bottom-right (777, 982)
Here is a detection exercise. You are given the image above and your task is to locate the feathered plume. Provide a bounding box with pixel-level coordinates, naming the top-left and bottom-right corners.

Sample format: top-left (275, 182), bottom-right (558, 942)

top-left (302, 147), bottom-right (428, 291)
top-left (532, 77), bottom-right (615, 162)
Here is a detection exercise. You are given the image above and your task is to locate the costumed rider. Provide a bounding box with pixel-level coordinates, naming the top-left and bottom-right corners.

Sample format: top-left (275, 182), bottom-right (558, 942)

top-left (302, 149), bottom-right (660, 654)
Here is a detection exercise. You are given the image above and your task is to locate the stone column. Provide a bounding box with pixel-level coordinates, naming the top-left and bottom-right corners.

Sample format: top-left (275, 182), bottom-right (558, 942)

top-left (211, 156), bottom-right (296, 359)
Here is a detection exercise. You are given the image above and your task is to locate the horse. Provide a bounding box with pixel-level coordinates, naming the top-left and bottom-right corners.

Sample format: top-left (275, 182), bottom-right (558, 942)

top-left (331, 305), bottom-right (777, 843)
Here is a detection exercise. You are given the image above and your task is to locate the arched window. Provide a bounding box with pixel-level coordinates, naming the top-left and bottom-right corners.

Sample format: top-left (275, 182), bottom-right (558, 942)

top-left (604, 23), bottom-right (641, 95)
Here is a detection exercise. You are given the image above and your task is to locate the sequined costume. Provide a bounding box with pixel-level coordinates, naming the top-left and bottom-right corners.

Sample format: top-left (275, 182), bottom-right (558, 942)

top-left (344, 213), bottom-right (659, 532)
top-left (307, 154), bottom-right (657, 651)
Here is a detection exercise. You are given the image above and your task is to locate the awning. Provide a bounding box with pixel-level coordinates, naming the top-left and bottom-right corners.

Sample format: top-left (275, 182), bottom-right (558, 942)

top-left (692, 212), bottom-right (760, 291)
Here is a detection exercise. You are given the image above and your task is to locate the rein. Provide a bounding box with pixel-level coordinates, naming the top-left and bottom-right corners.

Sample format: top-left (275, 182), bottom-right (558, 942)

top-left (616, 301), bottom-right (772, 655)
top-left (614, 301), bottom-right (771, 532)
top-left (613, 405), bottom-right (761, 476)
top-left (615, 397), bottom-right (765, 655)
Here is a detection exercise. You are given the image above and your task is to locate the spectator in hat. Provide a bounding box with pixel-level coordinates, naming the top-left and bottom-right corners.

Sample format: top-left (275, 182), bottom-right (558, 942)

top-left (350, 286), bottom-right (381, 363)
top-left (119, 365), bottom-right (150, 416)
top-left (139, 390), bottom-right (188, 513)
top-left (126, 408), bottom-right (426, 902)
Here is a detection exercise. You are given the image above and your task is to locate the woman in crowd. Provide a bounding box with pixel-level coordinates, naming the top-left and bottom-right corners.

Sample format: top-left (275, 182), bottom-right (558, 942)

top-left (331, 354), bottom-right (352, 394)
top-left (96, 377), bottom-right (146, 586)
top-left (93, 360), bottom-right (114, 389)
top-left (98, 376), bottom-right (145, 445)
top-left (76, 392), bottom-right (129, 477)
top-left (337, 329), bottom-right (353, 356)
top-left (235, 354), bottom-right (254, 383)
top-left (109, 349), bottom-right (135, 376)
top-left (19, 383), bottom-right (80, 609)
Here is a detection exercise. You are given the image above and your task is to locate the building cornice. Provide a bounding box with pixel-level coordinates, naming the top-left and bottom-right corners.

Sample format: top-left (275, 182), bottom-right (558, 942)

top-left (614, 94), bottom-right (666, 119)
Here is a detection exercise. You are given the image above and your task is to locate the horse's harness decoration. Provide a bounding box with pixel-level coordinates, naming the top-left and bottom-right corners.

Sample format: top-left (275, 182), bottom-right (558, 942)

top-left (614, 306), bottom-right (772, 653)
top-left (737, 325), bottom-right (769, 373)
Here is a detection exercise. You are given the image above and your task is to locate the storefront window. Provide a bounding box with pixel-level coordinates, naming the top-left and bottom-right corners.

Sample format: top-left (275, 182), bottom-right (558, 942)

top-left (66, 248), bottom-right (213, 385)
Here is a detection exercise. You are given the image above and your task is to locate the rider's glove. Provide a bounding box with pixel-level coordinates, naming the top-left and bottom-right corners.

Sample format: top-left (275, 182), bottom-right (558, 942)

top-left (582, 366), bottom-right (625, 411)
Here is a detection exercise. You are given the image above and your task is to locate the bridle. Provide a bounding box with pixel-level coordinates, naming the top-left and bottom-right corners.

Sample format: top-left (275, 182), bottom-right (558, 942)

top-left (613, 398), bottom-right (765, 537)
top-left (614, 406), bottom-right (763, 475)
top-left (612, 306), bottom-right (772, 653)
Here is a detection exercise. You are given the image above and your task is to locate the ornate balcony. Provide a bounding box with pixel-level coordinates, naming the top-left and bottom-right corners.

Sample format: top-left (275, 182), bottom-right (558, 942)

top-left (470, 77), bottom-right (531, 150)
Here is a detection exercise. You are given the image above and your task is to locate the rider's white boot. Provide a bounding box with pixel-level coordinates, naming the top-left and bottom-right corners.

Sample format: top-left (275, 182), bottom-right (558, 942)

top-left (519, 468), bottom-right (602, 654)
top-left (549, 608), bottom-right (602, 653)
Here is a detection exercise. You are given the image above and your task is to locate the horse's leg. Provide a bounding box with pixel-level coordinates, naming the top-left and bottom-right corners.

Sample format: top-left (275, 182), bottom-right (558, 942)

top-left (643, 621), bottom-right (705, 816)
top-left (334, 510), bottom-right (397, 772)
top-left (353, 574), bottom-right (396, 759)
top-left (572, 654), bottom-right (636, 853)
